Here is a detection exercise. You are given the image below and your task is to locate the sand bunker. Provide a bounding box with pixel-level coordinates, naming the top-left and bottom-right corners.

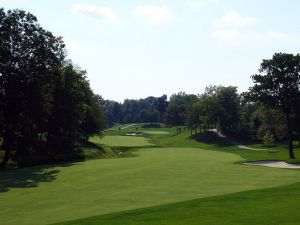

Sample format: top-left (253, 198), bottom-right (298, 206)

top-left (125, 132), bottom-right (143, 136)
top-left (143, 131), bottom-right (170, 135)
top-left (244, 160), bottom-right (300, 169)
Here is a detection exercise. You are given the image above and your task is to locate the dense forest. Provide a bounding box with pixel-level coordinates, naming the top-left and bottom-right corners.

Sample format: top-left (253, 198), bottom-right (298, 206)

top-left (1, 8), bottom-right (300, 169)
top-left (0, 9), bottom-right (106, 168)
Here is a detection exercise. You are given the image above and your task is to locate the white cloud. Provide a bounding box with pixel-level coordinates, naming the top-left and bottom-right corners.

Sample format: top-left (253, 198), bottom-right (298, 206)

top-left (71, 4), bottom-right (119, 24)
top-left (187, 0), bottom-right (206, 8)
top-left (133, 5), bottom-right (173, 24)
top-left (212, 29), bottom-right (239, 41)
top-left (187, 0), bottom-right (218, 8)
top-left (212, 10), bottom-right (257, 42)
top-left (214, 10), bottom-right (257, 29)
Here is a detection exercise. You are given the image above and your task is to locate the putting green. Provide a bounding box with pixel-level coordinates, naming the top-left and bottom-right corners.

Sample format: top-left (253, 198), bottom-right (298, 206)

top-left (90, 135), bottom-right (154, 147)
top-left (1, 147), bottom-right (300, 225)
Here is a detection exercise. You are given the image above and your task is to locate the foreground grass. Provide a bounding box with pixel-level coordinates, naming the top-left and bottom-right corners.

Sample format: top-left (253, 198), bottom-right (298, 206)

top-left (1, 147), bottom-right (300, 225)
top-left (54, 182), bottom-right (300, 225)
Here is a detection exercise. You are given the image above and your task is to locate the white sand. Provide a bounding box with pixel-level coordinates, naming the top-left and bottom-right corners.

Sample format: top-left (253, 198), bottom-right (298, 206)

top-left (244, 160), bottom-right (300, 169)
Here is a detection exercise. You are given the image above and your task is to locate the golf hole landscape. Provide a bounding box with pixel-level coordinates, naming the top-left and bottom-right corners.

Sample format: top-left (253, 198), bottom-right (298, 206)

top-left (1, 2), bottom-right (300, 225)
top-left (2, 124), bottom-right (300, 225)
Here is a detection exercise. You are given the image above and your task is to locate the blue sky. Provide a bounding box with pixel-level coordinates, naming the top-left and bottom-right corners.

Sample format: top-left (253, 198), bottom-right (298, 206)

top-left (2, 0), bottom-right (300, 101)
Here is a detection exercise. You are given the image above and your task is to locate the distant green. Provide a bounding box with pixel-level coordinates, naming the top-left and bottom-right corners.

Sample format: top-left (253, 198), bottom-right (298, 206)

top-left (90, 135), bottom-right (154, 147)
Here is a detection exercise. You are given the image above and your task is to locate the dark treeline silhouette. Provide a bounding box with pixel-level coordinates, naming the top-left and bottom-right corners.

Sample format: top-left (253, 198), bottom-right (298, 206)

top-left (101, 95), bottom-right (168, 126)
top-left (0, 9), bottom-right (105, 168)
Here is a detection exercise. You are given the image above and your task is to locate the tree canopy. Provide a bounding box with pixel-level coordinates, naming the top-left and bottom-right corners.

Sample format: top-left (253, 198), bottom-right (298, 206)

top-left (247, 53), bottom-right (300, 158)
top-left (0, 8), bottom-right (105, 168)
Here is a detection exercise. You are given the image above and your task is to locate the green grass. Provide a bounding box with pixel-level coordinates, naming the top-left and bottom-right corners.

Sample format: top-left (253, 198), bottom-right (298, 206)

top-left (1, 147), bottom-right (300, 225)
top-left (2, 127), bottom-right (300, 225)
top-left (81, 140), bottom-right (117, 159)
top-left (160, 131), bottom-right (300, 164)
top-left (90, 135), bottom-right (155, 147)
top-left (54, 182), bottom-right (300, 225)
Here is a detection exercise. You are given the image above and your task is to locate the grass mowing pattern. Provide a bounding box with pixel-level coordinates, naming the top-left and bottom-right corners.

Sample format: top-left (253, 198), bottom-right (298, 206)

top-left (54, 182), bottom-right (300, 225)
top-left (1, 147), bottom-right (300, 225)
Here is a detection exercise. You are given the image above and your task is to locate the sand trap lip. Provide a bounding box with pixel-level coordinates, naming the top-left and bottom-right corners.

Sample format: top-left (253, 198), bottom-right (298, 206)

top-left (244, 160), bottom-right (300, 169)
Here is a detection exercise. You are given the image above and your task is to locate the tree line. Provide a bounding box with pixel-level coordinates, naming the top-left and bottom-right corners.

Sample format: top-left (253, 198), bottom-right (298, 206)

top-left (101, 53), bottom-right (299, 160)
top-left (100, 95), bottom-right (168, 126)
top-left (100, 54), bottom-right (300, 160)
top-left (0, 9), bottom-right (106, 168)
top-left (164, 53), bottom-right (300, 159)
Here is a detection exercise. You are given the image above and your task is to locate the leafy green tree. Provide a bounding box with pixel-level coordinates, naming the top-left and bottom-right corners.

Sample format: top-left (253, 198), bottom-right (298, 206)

top-left (253, 106), bottom-right (286, 141)
top-left (81, 83), bottom-right (106, 141)
top-left (198, 87), bottom-right (221, 131)
top-left (217, 86), bottom-right (240, 134)
top-left (0, 8), bottom-right (64, 168)
top-left (0, 9), bottom-right (106, 168)
top-left (48, 65), bottom-right (106, 152)
top-left (166, 92), bottom-right (197, 134)
top-left (197, 85), bottom-right (239, 134)
top-left (166, 93), bottom-right (186, 134)
top-left (247, 53), bottom-right (300, 158)
top-left (263, 130), bottom-right (275, 148)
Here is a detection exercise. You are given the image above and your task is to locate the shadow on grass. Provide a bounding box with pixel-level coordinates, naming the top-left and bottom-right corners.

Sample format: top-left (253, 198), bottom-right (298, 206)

top-left (0, 162), bottom-right (76, 193)
top-left (0, 141), bottom-right (114, 193)
top-left (81, 140), bottom-right (106, 154)
top-left (188, 131), bottom-right (300, 164)
top-left (190, 131), bottom-right (232, 147)
top-left (112, 146), bottom-right (156, 158)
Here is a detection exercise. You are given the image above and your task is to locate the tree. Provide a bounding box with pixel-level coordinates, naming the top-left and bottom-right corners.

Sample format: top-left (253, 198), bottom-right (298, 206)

top-left (166, 92), bottom-right (197, 134)
top-left (247, 53), bottom-right (300, 158)
top-left (0, 8), bottom-right (65, 167)
top-left (198, 86), bottom-right (222, 131)
top-left (0, 9), bottom-right (106, 168)
top-left (263, 130), bottom-right (275, 148)
top-left (217, 86), bottom-right (240, 134)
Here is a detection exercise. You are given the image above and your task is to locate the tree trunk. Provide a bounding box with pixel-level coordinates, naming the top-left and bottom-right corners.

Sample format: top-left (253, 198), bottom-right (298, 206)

top-left (286, 113), bottom-right (295, 159)
top-left (0, 149), bottom-right (10, 169)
